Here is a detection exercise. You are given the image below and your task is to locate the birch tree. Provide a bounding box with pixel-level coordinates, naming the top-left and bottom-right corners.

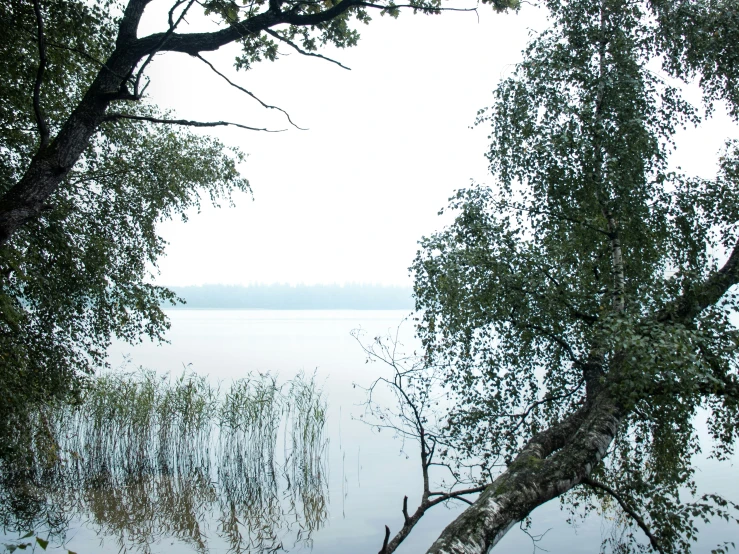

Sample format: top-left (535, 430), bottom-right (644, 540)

top-left (411, 0), bottom-right (739, 551)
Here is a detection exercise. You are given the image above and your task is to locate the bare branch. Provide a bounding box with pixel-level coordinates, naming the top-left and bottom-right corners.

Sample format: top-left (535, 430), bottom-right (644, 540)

top-left (195, 54), bottom-right (306, 130)
top-left (427, 484), bottom-right (487, 507)
top-left (168, 0), bottom-right (190, 28)
top-left (134, 0), bottom-right (198, 96)
top-left (32, 0), bottom-right (49, 149)
top-left (103, 113), bottom-right (285, 132)
top-left (378, 525), bottom-right (390, 554)
top-left (582, 476), bottom-right (665, 554)
top-left (264, 28), bottom-right (351, 70)
top-left (519, 520), bottom-right (552, 553)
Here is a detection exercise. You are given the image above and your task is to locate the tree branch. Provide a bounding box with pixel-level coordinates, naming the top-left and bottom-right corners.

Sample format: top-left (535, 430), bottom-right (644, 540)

top-left (130, 0), bottom-right (357, 57)
top-left (32, 0), bottom-right (49, 149)
top-left (196, 53), bottom-right (306, 129)
top-left (378, 525), bottom-right (390, 554)
top-left (118, 0), bottom-right (153, 48)
top-left (103, 113), bottom-right (285, 132)
top-left (264, 28), bottom-right (351, 70)
top-left (658, 237), bottom-right (739, 324)
top-left (581, 476), bottom-right (665, 554)
top-left (133, 0), bottom-right (198, 97)
top-left (425, 397), bottom-right (619, 554)
top-left (428, 485), bottom-right (487, 507)
top-left (355, 2), bottom-right (478, 14)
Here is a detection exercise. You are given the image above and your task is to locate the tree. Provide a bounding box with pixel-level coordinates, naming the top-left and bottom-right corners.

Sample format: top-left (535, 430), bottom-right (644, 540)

top-left (0, 0), bottom-right (516, 462)
top-left (409, 0), bottom-right (739, 552)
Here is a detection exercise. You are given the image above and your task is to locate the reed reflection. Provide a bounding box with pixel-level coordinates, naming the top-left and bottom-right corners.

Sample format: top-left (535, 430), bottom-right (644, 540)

top-left (0, 369), bottom-right (329, 553)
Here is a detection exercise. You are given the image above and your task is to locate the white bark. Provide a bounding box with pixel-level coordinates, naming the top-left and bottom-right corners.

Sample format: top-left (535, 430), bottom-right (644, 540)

top-left (425, 396), bottom-right (621, 554)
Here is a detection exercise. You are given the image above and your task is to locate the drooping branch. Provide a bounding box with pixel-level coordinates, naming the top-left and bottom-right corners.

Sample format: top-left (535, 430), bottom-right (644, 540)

top-left (103, 113), bottom-right (286, 132)
top-left (195, 53), bottom-right (306, 129)
top-left (264, 28), bottom-right (351, 70)
top-left (32, 0), bottom-right (49, 149)
top-left (581, 476), bottom-right (665, 554)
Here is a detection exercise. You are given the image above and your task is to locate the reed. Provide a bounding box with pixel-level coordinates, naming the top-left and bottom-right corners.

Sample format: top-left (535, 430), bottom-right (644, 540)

top-left (1, 366), bottom-right (329, 553)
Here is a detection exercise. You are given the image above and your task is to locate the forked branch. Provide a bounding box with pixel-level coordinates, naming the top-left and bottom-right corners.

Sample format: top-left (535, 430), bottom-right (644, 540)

top-left (354, 328), bottom-right (487, 554)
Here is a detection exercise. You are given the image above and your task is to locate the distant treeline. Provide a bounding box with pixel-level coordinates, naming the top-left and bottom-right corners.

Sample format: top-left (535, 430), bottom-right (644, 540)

top-left (166, 284), bottom-right (414, 310)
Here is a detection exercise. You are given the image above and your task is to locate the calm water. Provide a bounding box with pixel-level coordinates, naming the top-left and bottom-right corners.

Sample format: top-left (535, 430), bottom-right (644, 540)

top-left (2, 310), bottom-right (737, 553)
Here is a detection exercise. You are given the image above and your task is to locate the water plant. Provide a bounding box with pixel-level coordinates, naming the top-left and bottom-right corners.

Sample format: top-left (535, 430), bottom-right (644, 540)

top-left (0, 367), bottom-right (329, 553)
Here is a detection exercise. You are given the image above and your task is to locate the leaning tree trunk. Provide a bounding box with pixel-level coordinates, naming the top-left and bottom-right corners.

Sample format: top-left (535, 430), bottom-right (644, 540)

top-left (426, 393), bottom-right (622, 554)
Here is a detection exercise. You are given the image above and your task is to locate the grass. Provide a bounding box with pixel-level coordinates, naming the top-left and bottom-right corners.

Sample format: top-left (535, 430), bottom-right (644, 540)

top-left (1, 366), bottom-right (329, 553)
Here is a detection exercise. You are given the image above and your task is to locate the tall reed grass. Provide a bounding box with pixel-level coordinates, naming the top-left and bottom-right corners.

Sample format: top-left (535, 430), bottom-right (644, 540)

top-left (1, 367), bottom-right (329, 553)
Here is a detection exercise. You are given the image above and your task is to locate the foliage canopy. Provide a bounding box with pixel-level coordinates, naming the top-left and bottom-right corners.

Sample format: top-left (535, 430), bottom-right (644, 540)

top-left (412, 0), bottom-right (739, 552)
top-left (0, 0), bottom-right (511, 461)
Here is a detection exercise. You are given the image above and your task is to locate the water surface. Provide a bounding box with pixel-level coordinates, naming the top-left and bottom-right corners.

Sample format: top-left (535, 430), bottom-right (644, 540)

top-left (2, 310), bottom-right (736, 553)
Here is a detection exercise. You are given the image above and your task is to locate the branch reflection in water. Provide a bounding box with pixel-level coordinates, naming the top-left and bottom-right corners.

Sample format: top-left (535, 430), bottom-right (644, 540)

top-left (0, 368), bottom-right (329, 553)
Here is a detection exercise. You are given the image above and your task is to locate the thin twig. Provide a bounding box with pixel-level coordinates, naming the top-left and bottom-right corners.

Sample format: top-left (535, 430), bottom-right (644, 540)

top-left (134, 0), bottom-right (197, 96)
top-left (582, 476), bottom-right (665, 554)
top-left (32, 0), bottom-right (49, 148)
top-left (427, 484), bottom-right (486, 508)
top-left (378, 525), bottom-right (390, 554)
top-left (264, 28), bottom-right (351, 70)
top-left (103, 113), bottom-right (285, 132)
top-left (195, 54), bottom-right (306, 130)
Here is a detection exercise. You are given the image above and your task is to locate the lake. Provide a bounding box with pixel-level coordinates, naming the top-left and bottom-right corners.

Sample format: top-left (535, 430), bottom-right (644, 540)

top-left (2, 310), bottom-right (737, 553)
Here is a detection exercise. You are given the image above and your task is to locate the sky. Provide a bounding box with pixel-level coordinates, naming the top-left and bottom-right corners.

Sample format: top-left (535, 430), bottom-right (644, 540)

top-left (139, 1), bottom-right (737, 287)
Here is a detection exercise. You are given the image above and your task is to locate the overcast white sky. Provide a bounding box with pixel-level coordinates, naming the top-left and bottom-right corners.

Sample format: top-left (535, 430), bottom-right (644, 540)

top-left (139, 2), bottom-right (737, 287)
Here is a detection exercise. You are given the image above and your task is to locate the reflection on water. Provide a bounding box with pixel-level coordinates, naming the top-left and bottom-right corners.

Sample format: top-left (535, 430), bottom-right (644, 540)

top-left (0, 369), bottom-right (329, 553)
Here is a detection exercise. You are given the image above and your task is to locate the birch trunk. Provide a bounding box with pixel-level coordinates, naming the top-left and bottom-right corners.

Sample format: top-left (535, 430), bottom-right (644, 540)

top-left (426, 395), bottom-right (622, 554)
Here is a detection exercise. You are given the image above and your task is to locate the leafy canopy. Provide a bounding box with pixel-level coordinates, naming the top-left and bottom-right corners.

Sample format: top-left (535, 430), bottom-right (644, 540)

top-left (413, 0), bottom-right (739, 550)
top-left (0, 0), bottom-right (245, 461)
top-left (0, 0), bottom-right (520, 463)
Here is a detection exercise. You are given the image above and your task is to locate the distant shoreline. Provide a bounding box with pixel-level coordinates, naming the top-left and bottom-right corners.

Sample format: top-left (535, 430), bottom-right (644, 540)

top-left (163, 307), bottom-right (413, 310)
top-left (163, 284), bottom-right (415, 311)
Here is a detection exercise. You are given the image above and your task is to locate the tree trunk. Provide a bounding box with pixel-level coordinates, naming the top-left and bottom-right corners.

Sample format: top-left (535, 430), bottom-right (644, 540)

top-left (426, 394), bottom-right (622, 554)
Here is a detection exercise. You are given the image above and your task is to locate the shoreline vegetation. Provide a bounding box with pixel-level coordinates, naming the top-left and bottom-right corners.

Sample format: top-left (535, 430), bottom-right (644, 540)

top-left (0, 368), bottom-right (329, 553)
top-left (166, 284), bottom-right (414, 310)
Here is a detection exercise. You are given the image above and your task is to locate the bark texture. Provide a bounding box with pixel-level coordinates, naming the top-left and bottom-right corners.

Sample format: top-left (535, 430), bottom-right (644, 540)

top-left (426, 395), bottom-right (622, 554)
